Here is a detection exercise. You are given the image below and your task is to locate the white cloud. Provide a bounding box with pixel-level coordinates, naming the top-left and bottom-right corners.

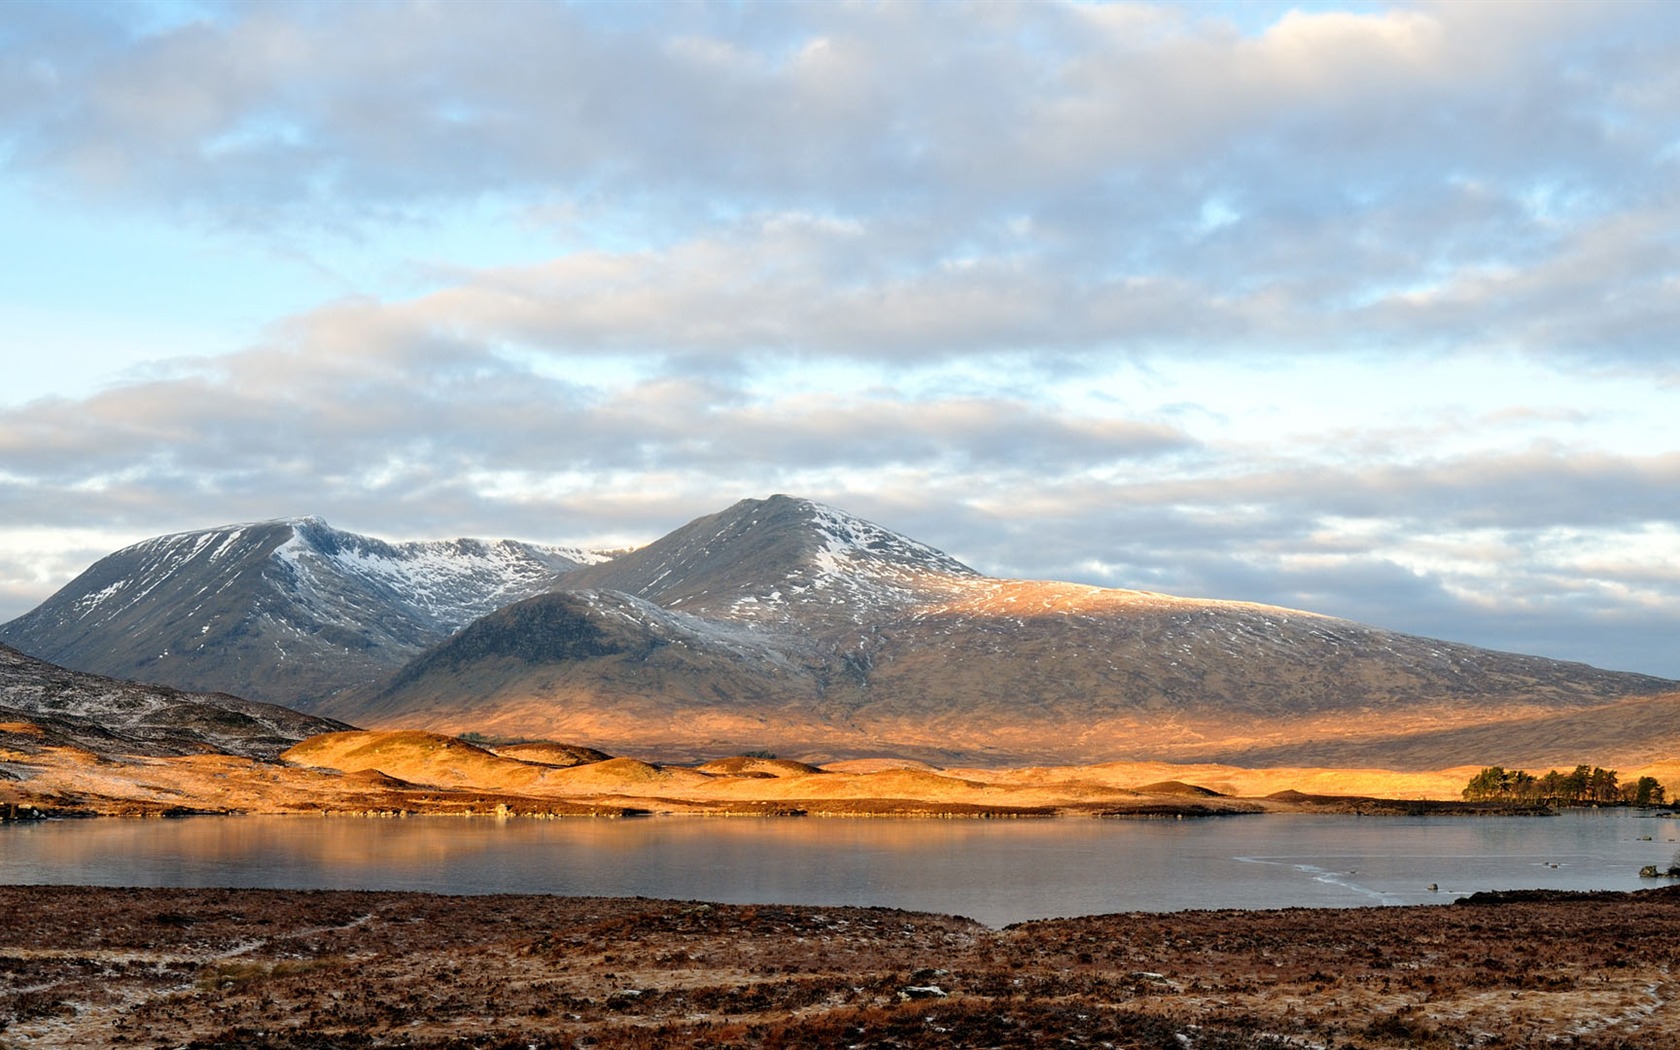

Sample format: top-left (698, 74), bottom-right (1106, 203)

top-left (2, 0), bottom-right (1679, 680)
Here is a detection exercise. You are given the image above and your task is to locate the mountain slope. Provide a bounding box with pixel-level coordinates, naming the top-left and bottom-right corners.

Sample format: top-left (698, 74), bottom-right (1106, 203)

top-left (332, 498), bottom-right (1679, 767)
top-left (1207, 689), bottom-right (1680, 770)
top-left (343, 589), bottom-right (835, 750)
top-left (0, 643), bottom-right (348, 759)
top-left (0, 518), bottom-right (604, 707)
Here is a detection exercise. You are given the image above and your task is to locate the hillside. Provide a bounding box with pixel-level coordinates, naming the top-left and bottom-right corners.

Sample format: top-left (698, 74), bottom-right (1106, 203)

top-left (0, 643), bottom-right (347, 759)
top-left (0, 517), bottom-right (605, 706)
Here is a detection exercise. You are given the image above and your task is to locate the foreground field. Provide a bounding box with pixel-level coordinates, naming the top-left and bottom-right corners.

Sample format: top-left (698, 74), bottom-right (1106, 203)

top-left (2, 884), bottom-right (1677, 1048)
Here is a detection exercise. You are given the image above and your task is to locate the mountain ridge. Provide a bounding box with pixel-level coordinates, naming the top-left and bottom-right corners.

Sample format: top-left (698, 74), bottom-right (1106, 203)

top-left (6, 496), bottom-right (1676, 768)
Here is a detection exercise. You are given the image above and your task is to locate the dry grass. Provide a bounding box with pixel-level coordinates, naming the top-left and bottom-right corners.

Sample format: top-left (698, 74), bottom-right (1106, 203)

top-left (3, 727), bottom-right (1674, 819)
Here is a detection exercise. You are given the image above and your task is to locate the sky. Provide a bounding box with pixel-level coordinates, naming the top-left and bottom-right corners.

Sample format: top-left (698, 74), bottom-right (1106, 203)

top-left (2, 0), bottom-right (1679, 678)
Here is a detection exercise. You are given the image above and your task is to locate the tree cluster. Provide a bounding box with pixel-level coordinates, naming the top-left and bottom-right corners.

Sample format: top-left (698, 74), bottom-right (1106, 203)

top-left (1461, 765), bottom-right (1668, 807)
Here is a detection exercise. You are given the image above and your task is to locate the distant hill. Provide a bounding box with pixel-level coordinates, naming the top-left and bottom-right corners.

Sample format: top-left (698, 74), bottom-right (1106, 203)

top-left (0, 517), bottom-right (606, 707)
top-left (0, 643), bottom-right (348, 759)
top-left (328, 497), bottom-right (1679, 768)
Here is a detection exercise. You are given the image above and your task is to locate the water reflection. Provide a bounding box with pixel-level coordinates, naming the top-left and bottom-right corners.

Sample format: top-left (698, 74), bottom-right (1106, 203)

top-left (4, 811), bottom-right (1674, 926)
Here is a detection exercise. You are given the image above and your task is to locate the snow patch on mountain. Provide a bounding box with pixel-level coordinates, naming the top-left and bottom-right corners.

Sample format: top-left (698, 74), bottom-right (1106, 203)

top-left (73, 580), bottom-right (128, 612)
top-left (805, 501), bottom-right (977, 581)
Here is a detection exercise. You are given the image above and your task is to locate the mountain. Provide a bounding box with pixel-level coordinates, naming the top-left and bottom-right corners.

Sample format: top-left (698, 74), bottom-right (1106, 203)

top-left (557, 493), bottom-right (981, 627)
top-left (10, 497), bottom-right (1677, 768)
top-left (332, 497), bottom-right (1680, 767)
top-left (337, 495), bottom-right (989, 741)
top-left (0, 517), bottom-right (605, 708)
top-left (0, 643), bottom-right (348, 760)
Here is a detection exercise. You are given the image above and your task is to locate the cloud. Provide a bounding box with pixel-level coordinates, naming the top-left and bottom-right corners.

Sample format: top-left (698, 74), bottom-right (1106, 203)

top-left (3, 0), bottom-right (1680, 681)
top-left (5, 2), bottom-right (1657, 205)
top-left (85, 191), bottom-right (1652, 373)
top-left (5, 1), bottom-right (1680, 369)
top-left (0, 336), bottom-right (1194, 536)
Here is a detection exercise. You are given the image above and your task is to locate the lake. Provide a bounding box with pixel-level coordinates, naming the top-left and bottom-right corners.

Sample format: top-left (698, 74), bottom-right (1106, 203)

top-left (4, 810), bottom-right (1675, 926)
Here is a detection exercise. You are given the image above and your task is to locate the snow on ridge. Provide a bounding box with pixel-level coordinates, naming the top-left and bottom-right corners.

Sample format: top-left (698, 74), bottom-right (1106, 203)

top-left (127, 515), bottom-right (316, 551)
top-left (799, 499), bottom-right (977, 580)
top-left (699, 499), bottom-right (980, 628)
top-left (37, 515), bottom-right (614, 640)
top-left (799, 500), bottom-right (977, 616)
top-left (273, 519), bottom-right (609, 629)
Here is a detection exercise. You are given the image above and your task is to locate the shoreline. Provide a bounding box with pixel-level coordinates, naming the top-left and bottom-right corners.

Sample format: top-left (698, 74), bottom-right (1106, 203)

top-left (0, 795), bottom-right (1576, 821)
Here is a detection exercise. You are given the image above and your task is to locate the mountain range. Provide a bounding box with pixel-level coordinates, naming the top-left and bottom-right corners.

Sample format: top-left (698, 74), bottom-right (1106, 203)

top-left (5, 495), bottom-right (1676, 768)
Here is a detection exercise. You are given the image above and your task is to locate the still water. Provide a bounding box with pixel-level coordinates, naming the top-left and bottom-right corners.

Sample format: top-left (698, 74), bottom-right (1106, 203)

top-left (3, 810), bottom-right (1674, 927)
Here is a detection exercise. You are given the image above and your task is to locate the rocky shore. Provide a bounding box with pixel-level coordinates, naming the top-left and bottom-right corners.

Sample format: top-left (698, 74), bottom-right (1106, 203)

top-left (3, 884), bottom-right (1677, 1048)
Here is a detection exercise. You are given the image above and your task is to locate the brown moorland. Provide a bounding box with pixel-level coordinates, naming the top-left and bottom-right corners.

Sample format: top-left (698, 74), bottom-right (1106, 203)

top-left (3, 884), bottom-right (1679, 1048)
top-left (4, 726), bottom-right (1675, 818)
